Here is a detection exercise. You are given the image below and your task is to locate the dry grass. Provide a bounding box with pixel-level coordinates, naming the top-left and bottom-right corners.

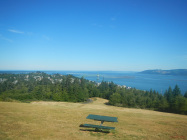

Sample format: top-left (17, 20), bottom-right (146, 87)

top-left (0, 98), bottom-right (187, 140)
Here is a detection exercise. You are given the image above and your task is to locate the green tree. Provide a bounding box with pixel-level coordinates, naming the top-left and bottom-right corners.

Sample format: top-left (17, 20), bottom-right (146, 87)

top-left (174, 96), bottom-right (187, 114)
top-left (109, 93), bottom-right (121, 106)
top-left (184, 91), bottom-right (187, 98)
top-left (157, 96), bottom-right (169, 111)
top-left (173, 85), bottom-right (181, 96)
top-left (52, 92), bottom-right (62, 101)
top-left (61, 90), bottom-right (69, 101)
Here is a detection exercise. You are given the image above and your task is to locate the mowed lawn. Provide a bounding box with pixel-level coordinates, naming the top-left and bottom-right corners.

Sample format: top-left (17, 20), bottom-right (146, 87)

top-left (0, 98), bottom-right (186, 140)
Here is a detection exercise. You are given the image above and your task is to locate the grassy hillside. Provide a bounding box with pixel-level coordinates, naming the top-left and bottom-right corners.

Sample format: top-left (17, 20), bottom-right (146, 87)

top-left (0, 98), bottom-right (186, 140)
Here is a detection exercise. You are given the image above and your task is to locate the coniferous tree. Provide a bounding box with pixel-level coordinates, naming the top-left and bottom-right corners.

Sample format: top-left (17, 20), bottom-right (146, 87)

top-left (184, 91), bottom-right (187, 98)
top-left (173, 85), bottom-right (181, 97)
top-left (0, 72), bottom-right (186, 114)
top-left (109, 93), bottom-right (121, 106)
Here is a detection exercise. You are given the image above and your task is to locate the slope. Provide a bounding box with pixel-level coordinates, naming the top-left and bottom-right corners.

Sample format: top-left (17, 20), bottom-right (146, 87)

top-left (0, 98), bottom-right (186, 140)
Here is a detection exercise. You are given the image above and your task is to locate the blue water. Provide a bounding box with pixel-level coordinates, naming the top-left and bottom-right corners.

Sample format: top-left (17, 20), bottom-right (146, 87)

top-left (0, 70), bottom-right (187, 94)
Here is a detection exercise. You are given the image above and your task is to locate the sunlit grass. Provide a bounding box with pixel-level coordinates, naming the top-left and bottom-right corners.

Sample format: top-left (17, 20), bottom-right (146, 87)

top-left (0, 98), bottom-right (186, 140)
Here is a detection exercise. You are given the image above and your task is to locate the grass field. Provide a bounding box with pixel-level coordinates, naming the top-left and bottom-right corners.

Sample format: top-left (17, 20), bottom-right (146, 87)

top-left (0, 98), bottom-right (186, 140)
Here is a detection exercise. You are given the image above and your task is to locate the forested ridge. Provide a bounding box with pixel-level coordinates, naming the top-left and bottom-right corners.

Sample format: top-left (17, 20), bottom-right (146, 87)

top-left (0, 72), bottom-right (187, 115)
top-left (141, 69), bottom-right (187, 76)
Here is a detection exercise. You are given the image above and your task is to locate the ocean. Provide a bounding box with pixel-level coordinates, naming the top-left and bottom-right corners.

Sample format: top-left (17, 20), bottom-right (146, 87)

top-left (0, 70), bottom-right (187, 94)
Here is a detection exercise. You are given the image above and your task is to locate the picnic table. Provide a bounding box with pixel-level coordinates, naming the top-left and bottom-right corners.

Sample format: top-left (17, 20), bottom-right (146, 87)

top-left (81, 114), bottom-right (118, 131)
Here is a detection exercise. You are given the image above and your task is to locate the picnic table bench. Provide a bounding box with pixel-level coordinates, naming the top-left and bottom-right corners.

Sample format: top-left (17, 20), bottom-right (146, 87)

top-left (80, 114), bottom-right (118, 131)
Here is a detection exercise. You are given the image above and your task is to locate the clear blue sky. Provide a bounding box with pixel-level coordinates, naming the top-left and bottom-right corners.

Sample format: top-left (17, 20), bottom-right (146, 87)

top-left (0, 0), bottom-right (187, 71)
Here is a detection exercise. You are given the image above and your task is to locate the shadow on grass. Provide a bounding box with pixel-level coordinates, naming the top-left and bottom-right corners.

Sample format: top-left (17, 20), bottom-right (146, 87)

top-left (104, 102), bottom-right (110, 105)
top-left (79, 129), bottom-right (110, 133)
top-left (79, 124), bottom-right (110, 133)
top-left (82, 99), bottom-right (93, 104)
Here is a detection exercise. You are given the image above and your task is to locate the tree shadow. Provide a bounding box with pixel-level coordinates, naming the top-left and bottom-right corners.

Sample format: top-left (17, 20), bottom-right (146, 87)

top-left (104, 102), bottom-right (115, 106)
top-left (104, 102), bottom-right (110, 105)
top-left (82, 99), bottom-right (93, 104)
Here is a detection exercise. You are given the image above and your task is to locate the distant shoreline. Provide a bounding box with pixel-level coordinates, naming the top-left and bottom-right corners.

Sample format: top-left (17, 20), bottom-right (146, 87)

top-left (140, 69), bottom-right (187, 76)
top-left (0, 70), bottom-right (187, 94)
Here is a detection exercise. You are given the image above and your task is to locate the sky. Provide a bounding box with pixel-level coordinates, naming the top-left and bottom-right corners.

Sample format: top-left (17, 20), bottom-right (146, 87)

top-left (0, 0), bottom-right (187, 71)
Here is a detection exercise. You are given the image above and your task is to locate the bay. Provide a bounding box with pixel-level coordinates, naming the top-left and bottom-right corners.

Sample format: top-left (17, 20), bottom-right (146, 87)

top-left (0, 70), bottom-right (187, 94)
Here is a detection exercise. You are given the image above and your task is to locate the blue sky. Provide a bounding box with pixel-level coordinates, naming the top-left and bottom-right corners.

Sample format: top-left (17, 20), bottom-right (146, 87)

top-left (0, 0), bottom-right (187, 71)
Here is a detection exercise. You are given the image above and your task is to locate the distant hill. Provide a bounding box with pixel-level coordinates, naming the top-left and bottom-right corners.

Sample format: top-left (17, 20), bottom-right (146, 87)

top-left (140, 69), bottom-right (187, 76)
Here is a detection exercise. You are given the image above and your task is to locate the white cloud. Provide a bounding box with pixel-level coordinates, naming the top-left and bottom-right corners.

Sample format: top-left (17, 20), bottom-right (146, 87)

top-left (8, 29), bottom-right (24, 34)
top-left (0, 34), bottom-right (12, 42)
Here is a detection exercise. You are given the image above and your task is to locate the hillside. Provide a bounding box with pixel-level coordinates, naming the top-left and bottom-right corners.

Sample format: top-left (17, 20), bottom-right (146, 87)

top-left (1, 72), bottom-right (186, 115)
top-left (0, 98), bottom-right (186, 140)
top-left (140, 69), bottom-right (187, 76)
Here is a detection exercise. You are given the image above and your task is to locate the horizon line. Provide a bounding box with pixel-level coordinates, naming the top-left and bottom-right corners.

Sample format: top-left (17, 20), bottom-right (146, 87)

top-left (0, 69), bottom-right (140, 72)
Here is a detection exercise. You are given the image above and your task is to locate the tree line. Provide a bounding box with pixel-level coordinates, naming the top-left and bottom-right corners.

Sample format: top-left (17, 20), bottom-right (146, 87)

top-left (0, 72), bottom-right (186, 115)
top-left (108, 85), bottom-right (187, 114)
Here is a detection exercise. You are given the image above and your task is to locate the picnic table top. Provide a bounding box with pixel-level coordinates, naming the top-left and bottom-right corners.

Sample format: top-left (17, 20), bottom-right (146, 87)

top-left (86, 114), bottom-right (118, 122)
